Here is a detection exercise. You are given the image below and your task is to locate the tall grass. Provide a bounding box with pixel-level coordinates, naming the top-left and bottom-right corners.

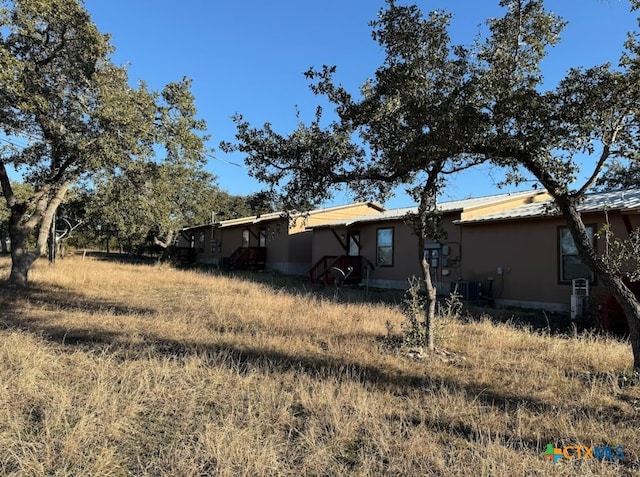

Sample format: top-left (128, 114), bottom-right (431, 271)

top-left (0, 255), bottom-right (638, 476)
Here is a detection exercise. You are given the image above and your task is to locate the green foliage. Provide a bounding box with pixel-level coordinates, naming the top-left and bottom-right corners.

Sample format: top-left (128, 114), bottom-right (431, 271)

top-left (0, 181), bottom-right (34, 249)
top-left (400, 277), bottom-right (429, 347)
top-left (226, 0), bottom-right (640, 365)
top-left (80, 168), bottom-right (266, 254)
top-left (227, 0), bottom-right (638, 217)
top-left (0, 0), bottom-right (215, 279)
top-left (399, 277), bottom-right (462, 347)
top-left (598, 223), bottom-right (640, 282)
top-left (85, 162), bottom-right (218, 254)
top-left (440, 288), bottom-right (464, 319)
top-left (0, 182), bottom-right (33, 224)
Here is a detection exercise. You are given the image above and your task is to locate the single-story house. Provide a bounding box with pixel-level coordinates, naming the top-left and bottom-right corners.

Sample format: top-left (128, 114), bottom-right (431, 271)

top-left (307, 189), bottom-right (551, 295)
top-left (176, 202), bottom-right (384, 275)
top-left (455, 188), bottom-right (640, 313)
top-left (307, 188), bottom-right (640, 313)
top-left (178, 188), bottom-right (640, 316)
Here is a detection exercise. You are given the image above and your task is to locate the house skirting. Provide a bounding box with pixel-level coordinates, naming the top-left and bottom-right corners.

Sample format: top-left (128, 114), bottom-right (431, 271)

top-left (269, 261), bottom-right (310, 276)
top-left (195, 257), bottom-right (219, 266)
top-left (494, 299), bottom-right (570, 314)
top-left (363, 278), bottom-right (450, 295)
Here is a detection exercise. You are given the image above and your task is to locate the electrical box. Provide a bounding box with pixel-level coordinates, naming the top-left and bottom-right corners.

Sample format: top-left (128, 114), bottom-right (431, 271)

top-left (424, 247), bottom-right (440, 269)
top-left (571, 278), bottom-right (589, 320)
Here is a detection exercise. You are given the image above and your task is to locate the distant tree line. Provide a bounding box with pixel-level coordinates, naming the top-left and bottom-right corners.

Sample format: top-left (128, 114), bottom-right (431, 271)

top-left (0, 181), bottom-right (275, 257)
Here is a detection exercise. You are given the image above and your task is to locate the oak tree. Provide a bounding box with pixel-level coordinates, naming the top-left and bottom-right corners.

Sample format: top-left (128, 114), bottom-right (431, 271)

top-left (227, 0), bottom-right (640, 371)
top-left (473, 0), bottom-right (640, 368)
top-left (0, 0), bottom-right (209, 284)
top-left (225, 3), bottom-right (485, 351)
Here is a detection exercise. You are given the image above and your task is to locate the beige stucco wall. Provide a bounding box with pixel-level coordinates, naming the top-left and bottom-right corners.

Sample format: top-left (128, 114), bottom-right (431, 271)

top-left (459, 211), bottom-right (640, 311)
top-left (310, 208), bottom-right (640, 312)
top-left (312, 227), bottom-right (347, 260)
top-left (310, 214), bottom-right (465, 292)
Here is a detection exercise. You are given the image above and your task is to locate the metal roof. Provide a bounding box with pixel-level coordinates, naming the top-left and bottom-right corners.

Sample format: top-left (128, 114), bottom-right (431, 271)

top-left (457, 188), bottom-right (640, 224)
top-left (180, 201), bottom-right (385, 232)
top-left (307, 189), bottom-right (542, 229)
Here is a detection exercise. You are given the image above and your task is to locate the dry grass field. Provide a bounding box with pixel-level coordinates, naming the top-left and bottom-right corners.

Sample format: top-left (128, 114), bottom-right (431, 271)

top-left (0, 255), bottom-right (639, 476)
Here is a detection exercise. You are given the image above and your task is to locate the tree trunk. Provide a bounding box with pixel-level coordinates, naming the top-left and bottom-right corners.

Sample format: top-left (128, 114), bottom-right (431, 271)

top-left (7, 229), bottom-right (37, 287)
top-left (4, 181), bottom-right (71, 286)
top-left (558, 195), bottom-right (640, 370)
top-left (419, 240), bottom-right (437, 351)
top-left (412, 172), bottom-right (443, 352)
top-left (153, 229), bottom-right (175, 261)
top-left (609, 276), bottom-right (640, 370)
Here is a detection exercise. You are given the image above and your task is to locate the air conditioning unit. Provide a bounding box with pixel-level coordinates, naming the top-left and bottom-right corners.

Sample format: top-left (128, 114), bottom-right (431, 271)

top-left (451, 280), bottom-right (481, 302)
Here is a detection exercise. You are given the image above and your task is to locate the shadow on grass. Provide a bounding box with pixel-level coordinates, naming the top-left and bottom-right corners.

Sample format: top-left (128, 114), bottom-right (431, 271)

top-left (175, 267), bottom-right (596, 335)
top-left (78, 250), bottom-right (159, 265)
top-left (0, 283), bottom-right (157, 345)
top-left (1, 276), bottom-right (637, 469)
top-left (45, 253), bottom-right (595, 335)
top-left (0, 281), bottom-right (634, 433)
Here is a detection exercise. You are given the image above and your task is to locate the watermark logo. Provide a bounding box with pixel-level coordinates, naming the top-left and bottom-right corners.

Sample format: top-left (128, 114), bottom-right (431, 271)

top-left (542, 444), bottom-right (563, 464)
top-left (542, 443), bottom-right (624, 463)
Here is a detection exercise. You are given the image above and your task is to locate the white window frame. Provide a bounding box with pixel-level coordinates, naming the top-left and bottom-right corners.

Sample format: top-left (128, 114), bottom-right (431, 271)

top-left (376, 227), bottom-right (394, 267)
top-left (559, 225), bottom-right (595, 283)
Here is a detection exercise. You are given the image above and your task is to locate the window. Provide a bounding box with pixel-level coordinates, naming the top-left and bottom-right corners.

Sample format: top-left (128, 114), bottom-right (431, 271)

top-left (376, 227), bottom-right (394, 266)
top-left (259, 229), bottom-right (266, 248)
top-left (241, 229), bottom-right (250, 248)
top-left (559, 226), bottom-right (595, 283)
top-left (348, 232), bottom-right (360, 256)
top-left (198, 232), bottom-right (205, 252)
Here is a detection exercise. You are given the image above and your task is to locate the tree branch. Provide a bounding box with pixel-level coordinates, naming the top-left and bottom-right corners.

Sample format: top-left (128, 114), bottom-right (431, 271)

top-left (35, 181), bottom-right (72, 256)
top-left (574, 121), bottom-right (624, 197)
top-left (34, 25), bottom-right (68, 69)
top-left (0, 160), bottom-right (16, 208)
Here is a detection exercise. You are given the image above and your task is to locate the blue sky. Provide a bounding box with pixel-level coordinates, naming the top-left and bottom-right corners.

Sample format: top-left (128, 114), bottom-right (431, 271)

top-left (82, 0), bottom-right (638, 209)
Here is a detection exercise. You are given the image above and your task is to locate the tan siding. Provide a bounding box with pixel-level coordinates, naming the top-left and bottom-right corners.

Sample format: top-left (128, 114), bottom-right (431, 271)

top-left (287, 231), bottom-right (312, 275)
top-left (461, 191), bottom-right (551, 220)
top-left (460, 218), bottom-right (561, 305)
top-left (310, 212), bottom-right (467, 290)
top-left (311, 227), bottom-right (347, 263)
top-left (187, 203), bottom-right (384, 272)
top-left (458, 211), bottom-right (639, 310)
top-left (263, 219), bottom-right (290, 268)
top-left (288, 203), bottom-right (384, 234)
top-left (306, 203), bottom-right (383, 227)
top-left (220, 227), bottom-right (245, 257)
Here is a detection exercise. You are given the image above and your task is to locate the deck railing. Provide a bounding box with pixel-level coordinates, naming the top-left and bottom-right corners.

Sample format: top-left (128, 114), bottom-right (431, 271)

top-left (309, 255), bottom-right (362, 285)
top-left (227, 247), bottom-right (267, 270)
